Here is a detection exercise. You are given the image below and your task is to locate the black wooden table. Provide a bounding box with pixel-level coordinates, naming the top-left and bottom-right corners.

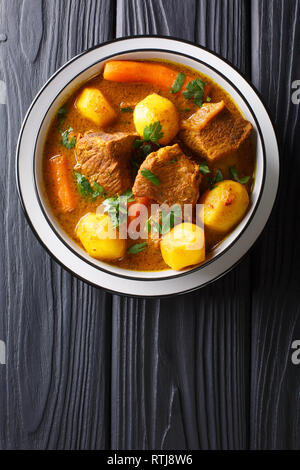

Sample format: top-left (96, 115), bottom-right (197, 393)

top-left (0, 0), bottom-right (299, 450)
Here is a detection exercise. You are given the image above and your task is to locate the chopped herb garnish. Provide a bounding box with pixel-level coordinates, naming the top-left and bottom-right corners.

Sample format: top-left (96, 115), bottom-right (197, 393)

top-left (120, 107), bottom-right (133, 113)
top-left (58, 105), bottom-right (67, 116)
top-left (127, 242), bottom-right (148, 254)
top-left (183, 77), bottom-right (206, 108)
top-left (74, 171), bottom-right (106, 200)
top-left (160, 205), bottom-right (181, 235)
top-left (170, 72), bottom-right (185, 94)
top-left (146, 219), bottom-right (152, 233)
top-left (199, 162), bottom-right (210, 175)
top-left (206, 96), bottom-right (212, 102)
top-left (229, 166), bottom-right (250, 184)
top-left (74, 171), bottom-right (93, 197)
top-left (122, 188), bottom-right (135, 202)
top-left (215, 170), bottom-right (223, 183)
top-left (209, 169), bottom-right (223, 189)
top-left (141, 168), bottom-right (161, 186)
top-left (146, 205), bottom-right (181, 235)
top-left (131, 140), bottom-right (158, 179)
top-left (102, 196), bottom-right (120, 228)
top-left (102, 190), bottom-right (135, 229)
top-left (141, 144), bottom-right (153, 157)
top-left (146, 217), bottom-right (161, 234)
top-left (57, 105), bottom-right (68, 130)
top-left (143, 121), bottom-right (163, 144)
top-left (61, 127), bottom-right (76, 149)
top-left (179, 108), bottom-right (191, 113)
top-left (91, 181), bottom-right (106, 200)
top-left (133, 139), bottom-right (143, 149)
top-left (169, 157), bottom-right (178, 164)
top-left (131, 158), bottom-right (141, 179)
top-left (131, 142), bottom-right (154, 179)
top-left (58, 106), bottom-right (76, 148)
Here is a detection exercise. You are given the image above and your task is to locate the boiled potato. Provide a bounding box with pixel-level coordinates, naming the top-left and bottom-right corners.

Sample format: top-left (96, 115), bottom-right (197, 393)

top-left (133, 93), bottom-right (179, 145)
top-left (76, 213), bottom-right (126, 260)
top-left (200, 180), bottom-right (249, 233)
top-left (160, 223), bottom-right (205, 271)
top-left (76, 88), bottom-right (117, 127)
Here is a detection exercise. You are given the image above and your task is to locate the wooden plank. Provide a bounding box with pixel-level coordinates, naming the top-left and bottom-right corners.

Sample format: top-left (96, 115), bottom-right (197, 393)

top-left (113, 0), bottom-right (252, 450)
top-left (0, 0), bottom-right (115, 449)
top-left (0, 75), bottom-right (7, 450)
top-left (250, 0), bottom-right (300, 450)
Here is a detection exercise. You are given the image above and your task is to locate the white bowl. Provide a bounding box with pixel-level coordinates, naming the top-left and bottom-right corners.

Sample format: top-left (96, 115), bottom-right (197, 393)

top-left (16, 37), bottom-right (279, 297)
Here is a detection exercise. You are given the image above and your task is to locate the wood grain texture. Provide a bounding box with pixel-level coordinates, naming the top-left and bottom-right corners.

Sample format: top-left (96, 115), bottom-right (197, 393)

top-left (20, 0), bottom-right (43, 63)
top-left (113, 0), bottom-right (252, 450)
top-left (250, 0), bottom-right (300, 449)
top-left (0, 0), bottom-right (115, 450)
top-left (0, 87), bottom-right (7, 449)
top-left (0, 0), bottom-right (299, 451)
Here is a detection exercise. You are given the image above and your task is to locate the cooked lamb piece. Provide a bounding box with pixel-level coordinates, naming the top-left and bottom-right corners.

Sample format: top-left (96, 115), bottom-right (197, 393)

top-left (75, 131), bottom-right (138, 195)
top-left (180, 101), bottom-right (253, 161)
top-left (132, 144), bottom-right (201, 206)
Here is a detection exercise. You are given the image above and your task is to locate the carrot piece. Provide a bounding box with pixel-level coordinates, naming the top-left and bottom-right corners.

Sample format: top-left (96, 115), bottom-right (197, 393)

top-left (104, 61), bottom-right (180, 89)
top-left (47, 155), bottom-right (77, 213)
top-left (130, 196), bottom-right (150, 206)
top-left (103, 61), bottom-right (211, 100)
top-left (127, 197), bottom-right (150, 226)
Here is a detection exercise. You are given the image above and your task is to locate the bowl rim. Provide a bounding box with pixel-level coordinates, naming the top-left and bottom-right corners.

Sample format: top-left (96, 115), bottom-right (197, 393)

top-left (16, 35), bottom-right (279, 297)
top-left (32, 48), bottom-right (266, 282)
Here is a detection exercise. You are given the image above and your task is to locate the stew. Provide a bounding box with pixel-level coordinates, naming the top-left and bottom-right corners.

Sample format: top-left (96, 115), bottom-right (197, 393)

top-left (43, 59), bottom-right (255, 271)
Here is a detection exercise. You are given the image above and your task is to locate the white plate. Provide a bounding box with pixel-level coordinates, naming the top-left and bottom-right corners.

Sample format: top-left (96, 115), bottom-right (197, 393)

top-left (16, 37), bottom-right (279, 297)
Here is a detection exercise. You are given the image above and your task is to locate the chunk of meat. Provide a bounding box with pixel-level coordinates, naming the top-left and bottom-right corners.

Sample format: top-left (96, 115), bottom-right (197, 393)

top-left (180, 101), bottom-right (253, 161)
top-left (132, 144), bottom-right (201, 206)
top-left (75, 131), bottom-right (138, 195)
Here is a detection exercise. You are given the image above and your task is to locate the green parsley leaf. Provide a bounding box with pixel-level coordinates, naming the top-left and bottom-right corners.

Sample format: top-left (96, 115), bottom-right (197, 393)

top-left (58, 106), bottom-right (76, 148)
top-left (170, 72), bottom-right (185, 94)
top-left (131, 158), bottom-right (141, 179)
top-left (143, 121), bottom-right (163, 144)
top-left (122, 189), bottom-right (135, 202)
top-left (133, 139), bottom-right (143, 149)
top-left (102, 190), bottom-right (134, 229)
top-left (206, 96), bottom-right (212, 102)
top-left (74, 171), bottom-right (106, 200)
top-left (179, 108), bottom-right (191, 113)
top-left (141, 144), bottom-right (152, 157)
top-left (120, 107), bottom-right (133, 113)
top-left (61, 127), bottom-right (76, 149)
top-left (74, 171), bottom-right (93, 197)
top-left (146, 205), bottom-right (181, 235)
top-left (199, 162), bottom-right (210, 175)
top-left (102, 197), bottom-right (119, 227)
top-left (58, 105), bottom-right (67, 116)
top-left (183, 77), bottom-right (206, 108)
top-left (160, 205), bottom-right (181, 235)
top-left (209, 169), bottom-right (223, 189)
top-left (169, 157), bottom-right (178, 164)
top-left (215, 170), bottom-right (223, 182)
top-left (91, 181), bottom-right (106, 200)
top-left (146, 219), bottom-right (152, 233)
top-left (57, 105), bottom-right (68, 131)
top-left (127, 242), bottom-right (148, 254)
top-left (141, 168), bottom-right (161, 186)
top-left (131, 140), bottom-right (157, 180)
top-left (229, 166), bottom-right (250, 184)
top-left (146, 218), bottom-right (161, 234)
